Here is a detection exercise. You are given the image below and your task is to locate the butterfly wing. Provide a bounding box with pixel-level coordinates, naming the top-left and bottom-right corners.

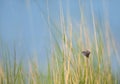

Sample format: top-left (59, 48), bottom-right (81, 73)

top-left (82, 50), bottom-right (90, 58)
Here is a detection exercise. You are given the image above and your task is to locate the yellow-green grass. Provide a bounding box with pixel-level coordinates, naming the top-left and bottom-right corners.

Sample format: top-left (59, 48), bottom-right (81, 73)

top-left (0, 0), bottom-right (120, 84)
top-left (47, 0), bottom-right (120, 84)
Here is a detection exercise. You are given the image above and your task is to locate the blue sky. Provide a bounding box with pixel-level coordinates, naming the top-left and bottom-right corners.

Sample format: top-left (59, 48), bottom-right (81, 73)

top-left (0, 0), bottom-right (120, 71)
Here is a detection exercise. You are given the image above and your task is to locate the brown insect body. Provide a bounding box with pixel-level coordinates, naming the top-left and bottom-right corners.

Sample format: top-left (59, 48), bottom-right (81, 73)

top-left (82, 50), bottom-right (90, 58)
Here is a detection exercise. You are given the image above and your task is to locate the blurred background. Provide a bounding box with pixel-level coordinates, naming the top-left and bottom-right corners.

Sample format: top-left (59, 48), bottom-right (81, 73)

top-left (0, 0), bottom-right (120, 73)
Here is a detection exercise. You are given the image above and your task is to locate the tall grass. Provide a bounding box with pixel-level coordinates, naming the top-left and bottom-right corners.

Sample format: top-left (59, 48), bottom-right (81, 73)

top-left (47, 0), bottom-right (120, 84)
top-left (0, 0), bottom-right (120, 84)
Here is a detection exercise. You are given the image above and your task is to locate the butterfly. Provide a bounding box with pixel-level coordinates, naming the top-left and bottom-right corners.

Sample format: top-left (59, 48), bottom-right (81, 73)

top-left (81, 50), bottom-right (90, 58)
